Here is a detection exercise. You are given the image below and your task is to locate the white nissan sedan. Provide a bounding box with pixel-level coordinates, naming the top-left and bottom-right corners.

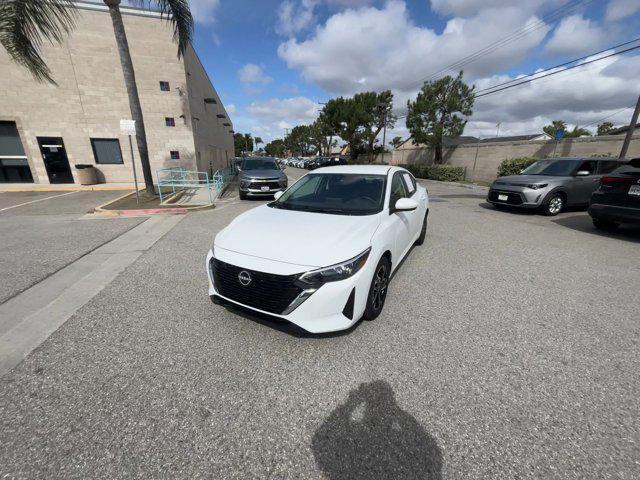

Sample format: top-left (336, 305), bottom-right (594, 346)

top-left (206, 165), bottom-right (429, 333)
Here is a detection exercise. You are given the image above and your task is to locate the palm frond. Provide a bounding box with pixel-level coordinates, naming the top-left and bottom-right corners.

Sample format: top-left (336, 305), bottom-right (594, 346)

top-left (130, 0), bottom-right (193, 58)
top-left (0, 0), bottom-right (77, 83)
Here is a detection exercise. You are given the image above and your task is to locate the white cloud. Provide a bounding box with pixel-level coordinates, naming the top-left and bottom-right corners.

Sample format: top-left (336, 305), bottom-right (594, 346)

top-left (276, 0), bottom-right (319, 37)
top-left (545, 15), bottom-right (607, 56)
top-left (429, 0), bottom-right (552, 17)
top-left (278, 1), bottom-right (550, 94)
top-left (237, 64), bottom-right (273, 84)
top-left (226, 104), bottom-right (237, 115)
top-left (188, 0), bottom-right (220, 24)
top-left (605, 0), bottom-right (640, 22)
top-left (469, 53), bottom-right (640, 136)
top-left (237, 97), bottom-right (321, 141)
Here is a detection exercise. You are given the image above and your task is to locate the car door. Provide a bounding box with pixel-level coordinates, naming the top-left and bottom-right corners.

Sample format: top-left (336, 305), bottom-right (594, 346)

top-left (570, 159), bottom-right (599, 205)
top-left (389, 171), bottom-right (415, 261)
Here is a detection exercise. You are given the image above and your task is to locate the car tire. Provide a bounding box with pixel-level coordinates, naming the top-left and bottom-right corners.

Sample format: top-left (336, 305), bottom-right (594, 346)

top-left (592, 217), bottom-right (619, 231)
top-left (239, 191), bottom-right (247, 200)
top-left (363, 256), bottom-right (391, 321)
top-left (415, 211), bottom-right (428, 245)
top-left (542, 193), bottom-right (564, 216)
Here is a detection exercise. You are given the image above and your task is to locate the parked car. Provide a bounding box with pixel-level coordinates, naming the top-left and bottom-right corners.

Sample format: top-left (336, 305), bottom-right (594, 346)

top-left (487, 157), bottom-right (624, 216)
top-left (238, 156), bottom-right (287, 200)
top-left (589, 158), bottom-right (640, 230)
top-left (206, 166), bottom-right (429, 333)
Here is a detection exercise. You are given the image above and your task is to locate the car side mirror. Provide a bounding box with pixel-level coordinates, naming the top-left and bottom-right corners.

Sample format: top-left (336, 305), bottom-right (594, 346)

top-left (274, 191), bottom-right (284, 201)
top-left (393, 197), bottom-right (418, 213)
top-left (576, 170), bottom-right (590, 176)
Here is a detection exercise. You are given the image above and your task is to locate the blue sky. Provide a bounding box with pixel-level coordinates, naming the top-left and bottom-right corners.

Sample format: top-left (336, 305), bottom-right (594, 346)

top-left (177, 0), bottom-right (640, 142)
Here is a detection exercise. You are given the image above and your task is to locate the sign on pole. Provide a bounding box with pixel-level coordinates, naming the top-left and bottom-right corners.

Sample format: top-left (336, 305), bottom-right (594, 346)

top-left (555, 128), bottom-right (565, 142)
top-left (120, 119), bottom-right (140, 205)
top-left (120, 119), bottom-right (136, 136)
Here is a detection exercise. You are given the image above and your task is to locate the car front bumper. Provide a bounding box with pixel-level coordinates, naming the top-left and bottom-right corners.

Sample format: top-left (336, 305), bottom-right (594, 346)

top-left (239, 186), bottom-right (285, 196)
top-left (205, 248), bottom-right (373, 333)
top-left (487, 186), bottom-right (549, 208)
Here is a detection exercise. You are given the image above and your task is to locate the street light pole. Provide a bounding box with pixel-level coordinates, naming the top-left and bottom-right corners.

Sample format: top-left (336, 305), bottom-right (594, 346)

top-left (619, 94), bottom-right (640, 159)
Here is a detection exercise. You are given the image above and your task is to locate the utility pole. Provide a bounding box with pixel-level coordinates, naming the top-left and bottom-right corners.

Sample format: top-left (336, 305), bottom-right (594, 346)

top-left (619, 94), bottom-right (640, 159)
top-left (382, 109), bottom-right (387, 163)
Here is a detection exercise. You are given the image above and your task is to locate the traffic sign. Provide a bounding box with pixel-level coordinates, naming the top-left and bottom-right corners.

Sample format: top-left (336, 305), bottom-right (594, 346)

top-left (120, 119), bottom-right (136, 136)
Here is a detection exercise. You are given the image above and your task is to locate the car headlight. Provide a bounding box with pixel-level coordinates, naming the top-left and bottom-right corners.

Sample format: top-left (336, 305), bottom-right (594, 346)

top-left (526, 183), bottom-right (548, 190)
top-left (297, 248), bottom-right (370, 287)
top-left (240, 180), bottom-right (250, 188)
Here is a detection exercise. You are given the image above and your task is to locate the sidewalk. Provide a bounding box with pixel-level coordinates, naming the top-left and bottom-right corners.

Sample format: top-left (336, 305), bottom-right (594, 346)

top-left (0, 183), bottom-right (137, 192)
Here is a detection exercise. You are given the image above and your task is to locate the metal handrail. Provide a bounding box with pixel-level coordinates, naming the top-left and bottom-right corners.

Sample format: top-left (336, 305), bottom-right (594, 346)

top-left (156, 165), bottom-right (237, 204)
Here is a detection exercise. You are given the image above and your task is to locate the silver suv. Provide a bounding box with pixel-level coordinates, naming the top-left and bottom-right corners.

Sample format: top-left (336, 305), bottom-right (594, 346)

top-left (238, 157), bottom-right (288, 200)
top-left (487, 157), bottom-right (624, 216)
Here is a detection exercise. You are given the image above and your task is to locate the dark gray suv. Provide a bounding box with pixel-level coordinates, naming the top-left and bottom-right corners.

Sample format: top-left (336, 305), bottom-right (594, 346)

top-left (238, 157), bottom-right (287, 200)
top-left (487, 157), bottom-right (624, 216)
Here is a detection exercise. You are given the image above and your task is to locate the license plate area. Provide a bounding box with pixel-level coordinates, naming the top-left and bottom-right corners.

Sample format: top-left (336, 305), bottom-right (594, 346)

top-left (629, 185), bottom-right (640, 196)
top-left (498, 194), bottom-right (509, 201)
top-left (261, 186), bottom-right (270, 192)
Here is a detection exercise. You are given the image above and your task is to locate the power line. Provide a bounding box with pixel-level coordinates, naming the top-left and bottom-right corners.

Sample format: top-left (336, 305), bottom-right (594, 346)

top-left (403, 0), bottom-right (594, 91)
top-left (474, 37), bottom-right (640, 95)
top-left (474, 44), bottom-right (640, 99)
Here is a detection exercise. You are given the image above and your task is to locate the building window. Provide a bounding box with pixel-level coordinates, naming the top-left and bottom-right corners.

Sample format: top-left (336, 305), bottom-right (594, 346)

top-left (170, 151), bottom-right (180, 160)
top-left (91, 138), bottom-right (124, 164)
top-left (159, 81), bottom-right (170, 92)
top-left (165, 117), bottom-right (175, 127)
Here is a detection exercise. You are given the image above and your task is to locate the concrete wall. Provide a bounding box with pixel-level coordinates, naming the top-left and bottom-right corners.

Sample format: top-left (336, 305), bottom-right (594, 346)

top-left (184, 47), bottom-right (234, 174)
top-left (389, 134), bottom-right (640, 182)
top-left (0, 2), bottom-right (233, 184)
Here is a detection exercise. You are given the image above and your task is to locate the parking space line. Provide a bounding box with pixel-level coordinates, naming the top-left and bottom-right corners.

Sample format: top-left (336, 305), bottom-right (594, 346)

top-left (0, 190), bottom-right (79, 212)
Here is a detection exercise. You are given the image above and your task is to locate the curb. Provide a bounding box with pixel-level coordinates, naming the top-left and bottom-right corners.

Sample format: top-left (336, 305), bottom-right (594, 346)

top-left (93, 190), bottom-right (215, 216)
top-left (0, 185), bottom-right (136, 193)
top-left (420, 179), bottom-right (490, 192)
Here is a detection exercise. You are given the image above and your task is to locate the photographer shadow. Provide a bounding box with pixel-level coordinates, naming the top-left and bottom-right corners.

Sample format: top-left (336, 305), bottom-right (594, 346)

top-left (312, 381), bottom-right (442, 480)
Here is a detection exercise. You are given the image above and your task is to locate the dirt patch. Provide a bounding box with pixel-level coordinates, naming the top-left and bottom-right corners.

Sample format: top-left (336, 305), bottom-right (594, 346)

top-left (98, 189), bottom-right (183, 211)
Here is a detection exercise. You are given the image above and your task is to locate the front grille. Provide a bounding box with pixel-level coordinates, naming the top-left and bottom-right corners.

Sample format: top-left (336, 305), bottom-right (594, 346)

top-left (488, 190), bottom-right (524, 205)
top-left (248, 181), bottom-right (281, 190)
top-left (211, 258), bottom-right (302, 314)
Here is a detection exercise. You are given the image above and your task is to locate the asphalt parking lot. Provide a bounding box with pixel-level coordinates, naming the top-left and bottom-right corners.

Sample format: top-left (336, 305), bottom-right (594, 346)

top-left (0, 190), bottom-right (143, 303)
top-left (1, 171), bottom-right (639, 479)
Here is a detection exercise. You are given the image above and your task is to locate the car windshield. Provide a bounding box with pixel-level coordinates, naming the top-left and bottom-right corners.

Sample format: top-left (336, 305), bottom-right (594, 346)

top-left (521, 159), bottom-right (582, 176)
top-left (242, 158), bottom-right (278, 170)
top-left (269, 173), bottom-right (386, 215)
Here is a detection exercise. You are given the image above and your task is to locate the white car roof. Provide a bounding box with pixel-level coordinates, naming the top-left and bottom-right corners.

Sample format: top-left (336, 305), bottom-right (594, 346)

top-left (313, 165), bottom-right (401, 175)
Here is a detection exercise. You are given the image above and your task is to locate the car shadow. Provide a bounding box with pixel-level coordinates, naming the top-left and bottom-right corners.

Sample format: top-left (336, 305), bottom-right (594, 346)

top-left (213, 296), bottom-right (363, 338)
top-left (552, 214), bottom-right (640, 243)
top-left (312, 380), bottom-right (443, 480)
top-left (478, 202), bottom-right (585, 216)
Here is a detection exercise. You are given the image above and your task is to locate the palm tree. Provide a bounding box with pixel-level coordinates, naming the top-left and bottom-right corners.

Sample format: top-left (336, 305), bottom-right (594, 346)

top-left (0, 0), bottom-right (193, 195)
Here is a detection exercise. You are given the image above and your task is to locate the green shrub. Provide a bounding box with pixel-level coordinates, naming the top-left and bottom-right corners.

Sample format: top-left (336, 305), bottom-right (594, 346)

top-left (497, 157), bottom-right (537, 177)
top-left (399, 164), bottom-right (465, 182)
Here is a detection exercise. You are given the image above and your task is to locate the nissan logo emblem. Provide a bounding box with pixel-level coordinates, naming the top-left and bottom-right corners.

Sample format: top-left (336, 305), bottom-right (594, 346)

top-left (238, 270), bottom-right (252, 286)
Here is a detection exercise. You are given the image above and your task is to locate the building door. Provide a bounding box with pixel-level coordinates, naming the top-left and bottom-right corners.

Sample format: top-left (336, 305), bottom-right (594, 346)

top-left (37, 137), bottom-right (73, 183)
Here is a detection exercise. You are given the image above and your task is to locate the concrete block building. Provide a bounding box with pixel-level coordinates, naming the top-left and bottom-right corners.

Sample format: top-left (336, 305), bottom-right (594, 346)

top-left (0, 1), bottom-right (234, 185)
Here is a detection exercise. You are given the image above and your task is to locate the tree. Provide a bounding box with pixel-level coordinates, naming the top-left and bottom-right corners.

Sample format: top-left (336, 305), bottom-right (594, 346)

top-left (597, 122), bottom-right (614, 136)
top-left (543, 120), bottom-right (567, 138)
top-left (265, 139), bottom-right (286, 157)
top-left (355, 90), bottom-right (396, 156)
top-left (318, 99), bottom-right (346, 156)
top-left (565, 126), bottom-right (592, 138)
top-left (254, 137), bottom-right (263, 149)
top-left (406, 71), bottom-right (474, 164)
top-left (285, 125), bottom-right (314, 156)
top-left (309, 120), bottom-right (330, 156)
top-left (0, 0), bottom-right (193, 195)
top-left (389, 136), bottom-right (404, 149)
top-left (234, 132), bottom-right (254, 157)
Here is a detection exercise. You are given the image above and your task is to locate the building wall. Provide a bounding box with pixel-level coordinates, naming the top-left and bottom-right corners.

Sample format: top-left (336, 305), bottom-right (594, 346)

top-left (183, 47), bottom-right (234, 175)
top-left (390, 134), bottom-right (640, 182)
top-left (0, 2), bottom-right (233, 184)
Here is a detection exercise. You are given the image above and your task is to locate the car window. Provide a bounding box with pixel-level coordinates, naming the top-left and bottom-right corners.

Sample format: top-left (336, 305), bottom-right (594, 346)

top-left (598, 160), bottom-right (621, 174)
top-left (577, 160), bottom-right (597, 175)
top-left (402, 172), bottom-right (416, 195)
top-left (390, 172), bottom-right (408, 207)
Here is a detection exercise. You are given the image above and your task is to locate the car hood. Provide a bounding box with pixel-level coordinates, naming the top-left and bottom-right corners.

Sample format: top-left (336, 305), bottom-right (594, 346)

top-left (214, 205), bottom-right (380, 268)
top-left (493, 175), bottom-right (558, 185)
top-left (240, 169), bottom-right (284, 179)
